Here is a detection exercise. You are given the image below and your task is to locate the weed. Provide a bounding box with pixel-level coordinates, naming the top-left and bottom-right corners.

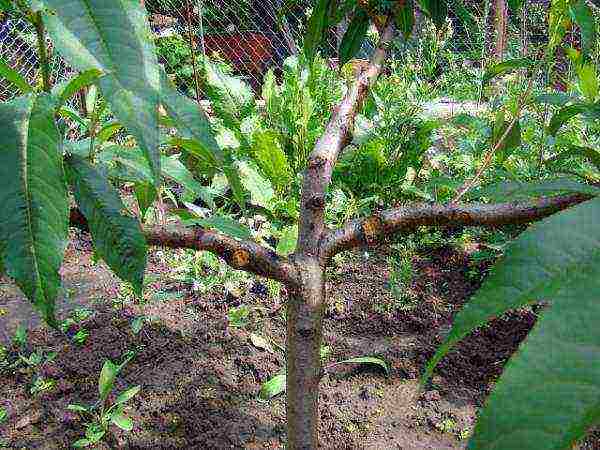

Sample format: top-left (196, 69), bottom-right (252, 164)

top-left (68, 352), bottom-right (140, 448)
top-left (228, 305), bottom-right (250, 328)
top-left (30, 376), bottom-right (57, 396)
top-left (72, 329), bottom-right (90, 346)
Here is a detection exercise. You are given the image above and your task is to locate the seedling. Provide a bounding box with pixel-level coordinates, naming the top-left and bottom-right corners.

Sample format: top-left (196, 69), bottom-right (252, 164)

top-left (228, 305), bottom-right (250, 328)
top-left (61, 308), bottom-right (94, 332)
top-left (68, 352), bottom-right (140, 448)
top-left (30, 375), bottom-right (57, 396)
top-left (72, 329), bottom-right (90, 346)
top-left (259, 345), bottom-right (389, 401)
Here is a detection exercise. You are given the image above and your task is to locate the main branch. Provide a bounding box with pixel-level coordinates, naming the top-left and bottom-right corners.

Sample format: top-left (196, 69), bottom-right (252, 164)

top-left (321, 193), bottom-right (591, 259)
top-left (297, 23), bottom-right (396, 255)
top-left (69, 209), bottom-right (297, 285)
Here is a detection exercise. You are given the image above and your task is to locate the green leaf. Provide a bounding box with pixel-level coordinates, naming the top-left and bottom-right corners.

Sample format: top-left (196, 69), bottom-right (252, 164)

top-left (337, 356), bottom-right (390, 375)
top-left (259, 373), bottom-right (286, 400)
top-left (304, 0), bottom-right (331, 64)
top-left (115, 385), bottom-right (141, 406)
top-left (472, 179), bottom-right (600, 201)
top-left (492, 114), bottom-right (521, 161)
top-left (0, 407), bottom-right (8, 423)
top-left (0, 94), bottom-right (69, 327)
top-left (111, 411), bottom-right (133, 431)
top-left (339, 9), bottom-right (369, 66)
top-left (425, 197), bottom-right (600, 384)
top-left (276, 225), bottom-right (298, 257)
top-left (96, 122), bottom-right (123, 144)
top-left (251, 130), bottom-right (292, 192)
top-left (507, 0), bottom-right (524, 12)
top-left (0, 56), bottom-right (34, 94)
top-left (204, 62), bottom-right (254, 127)
top-left (98, 360), bottom-right (119, 402)
top-left (228, 304), bottom-right (250, 328)
top-left (66, 155), bottom-right (147, 296)
top-left (547, 145), bottom-right (600, 172)
top-left (237, 160), bottom-right (275, 210)
top-left (41, 0), bottom-right (161, 183)
top-left (0, 0), bottom-right (17, 13)
top-left (465, 265), bottom-right (600, 450)
top-left (569, 0), bottom-right (597, 58)
top-left (58, 105), bottom-right (88, 128)
top-left (417, 0), bottom-right (448, 28)
top-left (55, 69), bottom-right (103, 108)
top-left (134, 182), bottom-right (157, 222)
top-left (186, 216), bottom-right (252, 241)
top-left (100, 145), bottom-right (154, 183)
top-left (466, 233), bottom-right (600, 443)
top-left (261, 69), bottom-right (280, 115)
top-left (223, 155), bottom-right (247, 211)
top-left (159, 68), bottom-right (223, 167)
top-left (72, 438), bottom-right (92, 448)
top-left (395, 0), bottom-right (415, 38)
top-left (548, 102), bottom-right (596, 136)
top-left (482, 58), bottom-right (535, 86)
top-left (534, 93), bottom-right (577, 106)
top-left (577, 63), bottom-right (599, 102)
top-left (67, 404), bottom-right (89, 413)
top-left (161, 155), bottom-right (215, 209)
top-left (84, 424), bottom-right (105, 443)
top-left (99, 75), bottom-right (160, 186)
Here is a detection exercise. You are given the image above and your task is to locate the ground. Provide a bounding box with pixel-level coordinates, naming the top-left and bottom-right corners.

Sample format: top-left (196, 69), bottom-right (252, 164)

top-left (0, 229), bottom-right (598, 449)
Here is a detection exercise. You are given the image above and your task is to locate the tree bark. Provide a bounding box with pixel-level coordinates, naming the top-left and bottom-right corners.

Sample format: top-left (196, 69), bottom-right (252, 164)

top-left (321, 193), bottom-right (592, 260)
top-left (286, 255), bottom-right (325, 450)
top-left (494, 0), bottom-right (508, 60)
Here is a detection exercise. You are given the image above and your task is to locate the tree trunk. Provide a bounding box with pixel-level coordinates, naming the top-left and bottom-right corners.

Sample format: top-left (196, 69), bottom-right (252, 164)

top-left (286, 256), bottom-right (326, 450)
top-left (494, 0), bottom-right (508, 60)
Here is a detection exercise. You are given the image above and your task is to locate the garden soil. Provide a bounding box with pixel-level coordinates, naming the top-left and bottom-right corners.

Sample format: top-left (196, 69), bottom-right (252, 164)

top-left (1, 230), bottom-right (598, 450)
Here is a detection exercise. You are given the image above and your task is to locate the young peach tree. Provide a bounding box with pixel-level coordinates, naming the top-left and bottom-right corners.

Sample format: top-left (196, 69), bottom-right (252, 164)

top-left (1, 0), bottom-right (599, 449)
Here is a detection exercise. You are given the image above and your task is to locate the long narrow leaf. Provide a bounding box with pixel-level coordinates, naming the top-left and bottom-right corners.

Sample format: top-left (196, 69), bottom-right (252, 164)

top-left (304, 0), bottom-right (331, 64)
top-left (467, 265), bottom-right (600, 449)
top-left (0, 94), bottom-right (69, 326)
top-left (56, 69), bottom-right (102, 108)
top-left (0, 57), bottom-right (34, 94)
top-left (339, 9), bottom-right (369, 66)
top-left (548, 102), bottom-right (596, 135)
top-left (42, 0), bottom-right (161, 183)
top-left (66, 155), bottom-right (147, 296)
top-left (425, 197), bottom-right (600, 384)
top-left (482, 58), bottom-right (535, 86)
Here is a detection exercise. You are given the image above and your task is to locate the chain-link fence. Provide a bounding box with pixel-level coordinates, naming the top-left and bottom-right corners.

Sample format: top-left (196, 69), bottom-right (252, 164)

top-left (0, 1), bottom-right (322, 101)
top-left (0, 16), bottom-right (70, 101)
top-left (147, 0), bottom-right (317, 97)
top-left (0, 1), bottom-right (552, 102)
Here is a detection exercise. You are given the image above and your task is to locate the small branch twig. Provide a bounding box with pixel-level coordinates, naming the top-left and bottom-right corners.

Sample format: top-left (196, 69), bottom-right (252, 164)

top-left (186, 0), bottom-right (202, 104)
top-left (453, 76), bottom-right (535, 203)
top-left (69, 209), bottom-right (298, 286)
top-left (321, 193), bottom-right (591, 260)
top-left (297, 23), bottom-right (396, 256)
top-left (32, 11), bottom-right (51, 92)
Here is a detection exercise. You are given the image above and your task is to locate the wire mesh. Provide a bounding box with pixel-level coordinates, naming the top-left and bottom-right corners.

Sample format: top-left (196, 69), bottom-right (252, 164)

top-left (147, 0), bottom-right (317, 96)
top-left (0, 15), bottom-right (72, 101)
top-left (0, 1), bottom-right (552, 102)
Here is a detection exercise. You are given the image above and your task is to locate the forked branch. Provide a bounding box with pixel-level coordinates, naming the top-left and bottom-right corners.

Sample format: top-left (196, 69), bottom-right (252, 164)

top-left (321, 193), bottom-right (591, 260)
top-left (297, 23), bottom-right (396, 255)
top-left (69, 209), bottom-right (298, 285)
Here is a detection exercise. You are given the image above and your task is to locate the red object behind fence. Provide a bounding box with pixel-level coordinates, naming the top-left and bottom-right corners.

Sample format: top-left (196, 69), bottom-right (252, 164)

top-left (203, 32), bottom-right (273, 89)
